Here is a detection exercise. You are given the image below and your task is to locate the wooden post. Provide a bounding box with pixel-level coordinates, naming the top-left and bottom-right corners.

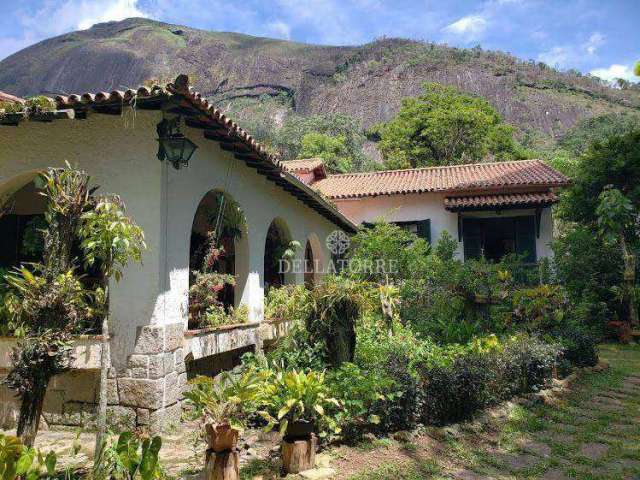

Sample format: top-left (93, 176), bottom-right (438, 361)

top-left (282, 434), bottom-right (317, 474)
top-left (205, 449), bottom-right (240, 480)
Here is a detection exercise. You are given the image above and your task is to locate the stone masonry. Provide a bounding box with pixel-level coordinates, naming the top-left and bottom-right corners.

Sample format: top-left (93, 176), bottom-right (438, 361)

top-left (107, 322), bottom-right (188, 433)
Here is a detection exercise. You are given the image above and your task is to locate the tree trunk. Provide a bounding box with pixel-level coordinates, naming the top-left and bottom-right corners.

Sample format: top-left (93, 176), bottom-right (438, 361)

top-left (204, 449), bottom-right (239, 480)
top-left (17, 386), bottom-right (47, 447)
top-left (282, 435), bottom-right (317, 474)
top-left (95, 286), bottom-right (111, 455)
top-left (620, 236), bottom-right (638, 327)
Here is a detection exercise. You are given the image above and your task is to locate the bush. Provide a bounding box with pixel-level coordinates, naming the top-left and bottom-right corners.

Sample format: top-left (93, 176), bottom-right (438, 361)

top-left (264, 285), bottom-right (311, 323)
top-left (554, 325), bottom-right (599, 369)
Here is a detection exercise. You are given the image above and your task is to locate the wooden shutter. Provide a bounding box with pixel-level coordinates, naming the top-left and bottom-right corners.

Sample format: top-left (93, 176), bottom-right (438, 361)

top-left (514, 216), bottom-right (536, 263)
top-left (416, 219), bottom-right (431, 244)
top-left (462, 218), bottom-right (483, 260)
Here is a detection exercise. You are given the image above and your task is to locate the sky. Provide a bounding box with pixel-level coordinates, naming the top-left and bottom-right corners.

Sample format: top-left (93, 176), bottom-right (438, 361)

top-left (0, 0), bottom-right (638, 83)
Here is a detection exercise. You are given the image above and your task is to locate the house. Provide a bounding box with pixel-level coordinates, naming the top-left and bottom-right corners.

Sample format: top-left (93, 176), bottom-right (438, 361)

top-left (284, 159), bottom-right (570, 262)
top-left (0, 75), bottom-right (356, 431)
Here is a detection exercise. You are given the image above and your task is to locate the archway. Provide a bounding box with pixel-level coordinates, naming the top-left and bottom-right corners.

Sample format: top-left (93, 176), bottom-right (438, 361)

top-left (304, 233), bottom-right (324, 289)
top-left (189, 189), bottom-right (248, 329)
top-left (264, 218), bottom-right (293, 292)
top-left (0, 172), bottom-right (47, 271)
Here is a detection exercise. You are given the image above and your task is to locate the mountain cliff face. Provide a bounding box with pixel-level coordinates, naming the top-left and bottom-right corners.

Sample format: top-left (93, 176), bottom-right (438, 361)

top-left (1, 17), bottom-right (638, 151)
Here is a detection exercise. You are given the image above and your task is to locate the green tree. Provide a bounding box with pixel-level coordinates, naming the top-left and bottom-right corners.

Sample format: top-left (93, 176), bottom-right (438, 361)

top-left (558, 112), bottom-right (640, 156)
top-left (635, 62), bottom-right (640, 77)
top-left (275, 113), bottom-right (369, 171)
top-left (378, 83), bottom-right (517, 168)
top-left (563, 129), bottom-right (640, 326)
top-left (300, 132), bottom-right (353, 173)
top-left (78, 197), bottom-right (146, 454)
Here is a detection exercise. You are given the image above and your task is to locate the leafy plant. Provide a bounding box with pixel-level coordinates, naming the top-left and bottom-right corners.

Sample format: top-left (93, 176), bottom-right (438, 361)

top-left (0, 433), bottom-right (57, 480)
top-left (184, 370), bottom-right (265, 430)
top-left (259, 369), bottom-right (341, 438)
top-left (93, 432), bottom-right (163, 480)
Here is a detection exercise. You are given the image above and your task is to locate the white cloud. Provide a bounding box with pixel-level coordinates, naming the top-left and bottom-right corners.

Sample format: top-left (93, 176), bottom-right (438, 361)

top-left (584, 32), bottom-right (604, 55)
top-left (590, 64), bottom-right (639, 83)
top-left (266, 20), bottom-right (291, 40)
top-left (443, 15), bottom-right (488, 38)
top-left (1, 0), bottom-right (151, 60)
top-left (537, 46), bottom-right (570, 68)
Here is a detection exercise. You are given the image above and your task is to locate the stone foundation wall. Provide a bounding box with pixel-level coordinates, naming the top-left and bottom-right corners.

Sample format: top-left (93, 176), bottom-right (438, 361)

top-left (108, 322), bottom-right (188, 432)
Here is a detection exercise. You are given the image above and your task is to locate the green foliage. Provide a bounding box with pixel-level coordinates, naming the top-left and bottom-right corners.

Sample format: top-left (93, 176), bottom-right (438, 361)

top-left (183, 370), bottom-right (264, 429)
top-left (19, 217), bottom-right (45, 259)
top-left (0, 433), bottom-right (57, 480)
top-left (78, 197), bottom-right (146, 282)
top-left (264, 285), bottom-right (312, 323)
top-left (299, 132), bottom-right (354, 173)
top-left (378, 82), bottom-right (517, 168)
top-left (24, 96), bottom-right (55, 113)
top-left (512, 284), bottom-right (567, 332)
top-left (93, 432), bottom-right (163, 480)
top-left (274, 113), bottom-right (369, 171)
top-left (258, 369), bottom-right (340, 437)
top-left (558, 112), bottom-right (640, 156)
top-left (0, 101), bottom-right (24, 114)
top-left (305, 276), bottom-right (363, 366)
top-left (562, 128), bottom-right (640, 228)
top-left (596, 187), bottom-right (636, 244)
top-left (326, 362), bottom-right (398, 439)
top-left (552, 225), bottom-right (622, 329)
top-left (189, 272), bottom-right (236, 327)
top-left (348, 222), bottom-right (430, 283)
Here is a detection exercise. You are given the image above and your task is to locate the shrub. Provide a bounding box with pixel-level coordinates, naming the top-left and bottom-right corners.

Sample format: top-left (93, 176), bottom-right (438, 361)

top-left (93, 431), bottom-right (163, 480)
top-left (264, 285), bottom-right (311, 323)
top-left (554, 325), bottom-right (599, 369)
top-left (326, 362), bottom-right (399, 440)
top-left (512, 284), bottom-right (567, 332)
top-left (305, 276), bottom-right (364, 366)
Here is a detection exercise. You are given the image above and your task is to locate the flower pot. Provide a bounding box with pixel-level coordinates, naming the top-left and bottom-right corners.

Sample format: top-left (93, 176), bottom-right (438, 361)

top-left (285, 420), bottom-right (315, 440)
top-left (0, 113), bottom-right (23, 126)
top-left (474, 294), bottom-right (488, 304)
top-left (205, 422), bottom-right (240, 453)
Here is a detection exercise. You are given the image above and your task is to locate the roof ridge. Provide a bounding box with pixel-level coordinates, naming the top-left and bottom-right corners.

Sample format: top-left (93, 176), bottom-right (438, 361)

top-left (322, 159), bottom-right (544, 179)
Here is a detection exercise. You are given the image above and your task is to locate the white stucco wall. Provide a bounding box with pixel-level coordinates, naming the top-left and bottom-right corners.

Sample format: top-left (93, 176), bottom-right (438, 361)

top-left (334, 192), bottom-right (554, 260)
top-left (0, 112), bottom-right (342, 368)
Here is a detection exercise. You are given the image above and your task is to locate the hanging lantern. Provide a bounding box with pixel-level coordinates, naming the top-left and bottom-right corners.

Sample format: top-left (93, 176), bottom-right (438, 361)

top-left (156, 115), bottom-right (198, 169)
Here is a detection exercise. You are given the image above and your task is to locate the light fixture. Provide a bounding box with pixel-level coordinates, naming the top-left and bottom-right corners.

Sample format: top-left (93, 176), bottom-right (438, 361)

top-left (156, 115), bottom-right (198, 169)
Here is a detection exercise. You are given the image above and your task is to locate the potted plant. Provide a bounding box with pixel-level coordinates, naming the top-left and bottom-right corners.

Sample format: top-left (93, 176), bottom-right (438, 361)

top-left (184, 369), bottom-right (263, 452)
top-left (259, 369), bottom-right (340, 440)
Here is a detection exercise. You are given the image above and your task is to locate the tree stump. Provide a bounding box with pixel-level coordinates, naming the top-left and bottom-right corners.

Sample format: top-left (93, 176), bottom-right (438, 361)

top-left (205, 449), bottom-right (240, 480)
top-left (282, 434), bottom-right (317, 474)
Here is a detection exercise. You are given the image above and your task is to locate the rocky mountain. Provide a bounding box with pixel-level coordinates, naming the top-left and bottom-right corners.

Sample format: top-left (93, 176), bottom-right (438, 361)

top-left (1, 17), bottom-right (638, 152)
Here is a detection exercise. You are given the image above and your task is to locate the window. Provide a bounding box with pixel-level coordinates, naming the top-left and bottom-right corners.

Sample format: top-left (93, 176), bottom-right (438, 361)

top-left (462, 216), bottom-right (536, 263)
top-left (393, 219), bottom-right (431, 244)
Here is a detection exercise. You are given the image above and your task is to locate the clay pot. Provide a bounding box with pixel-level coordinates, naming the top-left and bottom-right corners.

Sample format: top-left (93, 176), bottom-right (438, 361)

top-left (205, 422), bottom-right (240, 453)
top-left (285, 420), bottom-right (315, 440)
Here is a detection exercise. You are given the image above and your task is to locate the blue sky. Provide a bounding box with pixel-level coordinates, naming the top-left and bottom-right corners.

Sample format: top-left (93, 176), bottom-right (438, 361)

top-left (1, 0), bottom-right (638, 82)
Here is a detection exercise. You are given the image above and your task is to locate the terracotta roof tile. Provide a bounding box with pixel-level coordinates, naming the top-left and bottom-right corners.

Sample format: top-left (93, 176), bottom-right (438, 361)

top-left (0, 91), bottom-right (25, 104)
top-left (282, 158), bottom-right (325, 173)
top-left (444, 191), bottom-right (558, 211)
top-left (312, 160), bottom-right (569, 199)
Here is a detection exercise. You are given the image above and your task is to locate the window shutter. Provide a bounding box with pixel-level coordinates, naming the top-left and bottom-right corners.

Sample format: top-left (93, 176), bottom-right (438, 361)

top-left (416, 219), bottom-right (431, 244)
top-left (462, 218), bottom-right (483, 260)
top-left (515, 216), bottom-right (536, 263)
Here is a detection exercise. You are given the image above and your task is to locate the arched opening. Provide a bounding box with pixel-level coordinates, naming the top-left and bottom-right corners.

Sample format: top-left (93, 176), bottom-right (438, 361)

top-left (189, 189), bottom-right (248, 330)
top-left (304, 241), bottom-right (315, 289)
top-left (0, 175), bottom-right (47, 271)
top-left (264, 218), bottom-right (293, 292)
